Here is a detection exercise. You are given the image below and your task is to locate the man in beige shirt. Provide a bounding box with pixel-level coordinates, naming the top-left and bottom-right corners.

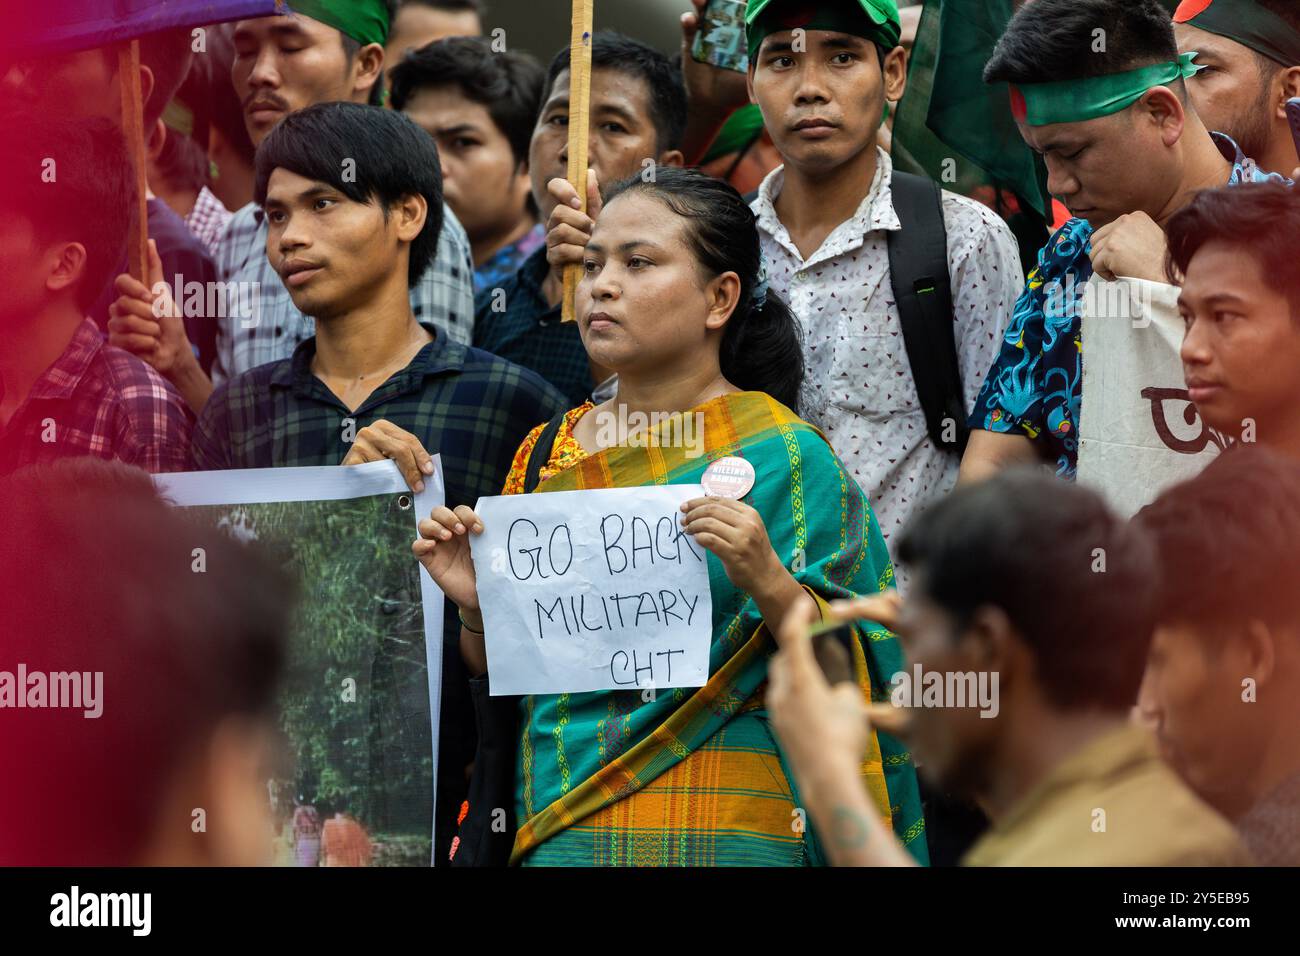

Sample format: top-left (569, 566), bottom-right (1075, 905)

top-left (766, 469), bottom-right (1248, 866)
top-left (963, 723), bottom-right (1248, 866)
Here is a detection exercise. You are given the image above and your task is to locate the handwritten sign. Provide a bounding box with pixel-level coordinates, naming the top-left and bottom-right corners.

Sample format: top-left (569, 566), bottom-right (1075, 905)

top-left (470, 485), bottom-right (713, 696)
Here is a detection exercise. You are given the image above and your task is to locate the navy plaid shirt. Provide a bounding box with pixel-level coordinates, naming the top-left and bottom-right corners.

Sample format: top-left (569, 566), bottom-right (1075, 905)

top-left (190, 322), bottom-right (566, 506)
top-left (2, 318), bottom-right (193, 476)
top-left (473, 245), bottom-right (594, 407)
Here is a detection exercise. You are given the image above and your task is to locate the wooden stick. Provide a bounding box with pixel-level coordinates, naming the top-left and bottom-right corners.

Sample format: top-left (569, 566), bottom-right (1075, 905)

top-left (561, 0), bottom-right (595, 324)
top-left (118, 39), bottom-right (150, 285)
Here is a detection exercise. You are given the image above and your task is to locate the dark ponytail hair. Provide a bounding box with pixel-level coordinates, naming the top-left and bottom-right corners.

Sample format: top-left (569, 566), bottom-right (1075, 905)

top-left (602, 165), bottom-right (804, 412)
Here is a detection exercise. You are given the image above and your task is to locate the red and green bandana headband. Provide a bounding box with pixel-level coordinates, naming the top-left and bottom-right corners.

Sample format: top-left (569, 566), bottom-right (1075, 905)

top-left (745, 0), bottom-right (901, 63)
top-left (1009, 52), bottom-right (1203, 127)
top-left (1175, 0), bottom-right (1300, 68)
top-left (281, 0), bottom-right (391, 47)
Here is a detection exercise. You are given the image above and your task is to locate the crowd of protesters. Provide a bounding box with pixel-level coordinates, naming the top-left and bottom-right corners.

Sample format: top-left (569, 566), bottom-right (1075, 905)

top-left (2, 0), bottom-right (1298, 868)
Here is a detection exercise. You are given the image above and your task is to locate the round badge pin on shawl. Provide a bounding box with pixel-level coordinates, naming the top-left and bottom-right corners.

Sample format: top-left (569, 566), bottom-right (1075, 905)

top-left (701, 456), bottom-right (756, 499)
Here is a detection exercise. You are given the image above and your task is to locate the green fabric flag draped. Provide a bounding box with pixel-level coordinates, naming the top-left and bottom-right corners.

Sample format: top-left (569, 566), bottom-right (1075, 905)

top-left (891, 0), bottom-right (1050, 269)
top-left (700, 103), bottom-right (767, 166)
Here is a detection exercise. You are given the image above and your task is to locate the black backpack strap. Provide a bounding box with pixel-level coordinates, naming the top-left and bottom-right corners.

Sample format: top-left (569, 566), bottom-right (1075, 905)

top-left (886, 171), bottom-right (970, 456)
top-left (523, 411), bottom-right (568, 494)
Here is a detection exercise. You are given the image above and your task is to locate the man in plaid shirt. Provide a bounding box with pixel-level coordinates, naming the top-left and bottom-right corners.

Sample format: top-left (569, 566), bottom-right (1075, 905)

top-left (189, 103), bottom-right (565, 864)
top-left (107, 5), bottom-right (476, 414)
top-left (1, 117), bottom-right (192, 477)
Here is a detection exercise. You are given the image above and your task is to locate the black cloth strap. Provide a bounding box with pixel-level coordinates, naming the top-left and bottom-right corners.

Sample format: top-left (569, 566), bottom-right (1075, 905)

top-left (524, 411), bottom-right (568, 494)
top-left (886, 171), bottom-right (969, 456)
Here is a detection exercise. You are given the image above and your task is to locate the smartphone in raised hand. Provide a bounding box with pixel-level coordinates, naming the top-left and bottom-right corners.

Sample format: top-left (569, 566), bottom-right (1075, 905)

top-left (808, 619), bottom-right (857, 685)
top-left (805, 618), bottom-right (913, 734)
top-left (691, 0), bottom-right (750, 74)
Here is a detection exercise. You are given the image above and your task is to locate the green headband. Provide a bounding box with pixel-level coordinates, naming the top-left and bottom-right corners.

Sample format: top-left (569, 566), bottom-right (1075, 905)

top-left (1009, 52), bottom-right (1203, 127)
top-left (746, 0), bottom-right (901, 63)
top-left (1175, 0), bottom-right (1300, 69)
top-left (283, 0), bottom-right (391, 47)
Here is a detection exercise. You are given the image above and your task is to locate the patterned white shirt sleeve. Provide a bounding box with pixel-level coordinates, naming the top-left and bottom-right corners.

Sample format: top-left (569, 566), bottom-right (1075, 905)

top-left (945, 192), bottom-right (1024, 417)
top-left (751, 149), bottom-right (1022, 588)
top-left (211, 202), bottom-right (475, 386)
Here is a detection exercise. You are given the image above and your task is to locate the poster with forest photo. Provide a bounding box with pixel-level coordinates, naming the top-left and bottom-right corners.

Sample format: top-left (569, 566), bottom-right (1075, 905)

top-left (155, 461), bottom-right (445, 866)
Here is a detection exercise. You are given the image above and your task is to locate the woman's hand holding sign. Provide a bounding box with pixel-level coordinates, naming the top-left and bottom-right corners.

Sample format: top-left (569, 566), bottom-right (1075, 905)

top-left (679, 496), bottom-right (778, 594)
top-left (415, 504), bottom-right (488, 676)
top-left (679, 496), bottom-right (804, 635)
top-left (413, 505), bottom-right (485, 616)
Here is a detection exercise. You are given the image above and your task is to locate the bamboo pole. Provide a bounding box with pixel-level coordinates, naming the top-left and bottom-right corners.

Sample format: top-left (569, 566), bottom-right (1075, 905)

top-left (117, 39), bottom-right (150, 284)
top-left (561, 0), bottom-right (595, 323)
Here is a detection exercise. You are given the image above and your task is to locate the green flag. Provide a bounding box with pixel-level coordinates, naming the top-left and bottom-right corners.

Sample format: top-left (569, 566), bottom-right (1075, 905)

top-left (892, 0), bottom-right (1050, 270)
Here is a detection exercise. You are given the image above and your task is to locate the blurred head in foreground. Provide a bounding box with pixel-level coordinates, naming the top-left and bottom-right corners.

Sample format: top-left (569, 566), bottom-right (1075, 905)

top-left (894, 469), bottom-right (1156, 795)
top-left (0, 459), bottom-right (292, 865)
top-left (1135, 446), bottom-right (1300, 838)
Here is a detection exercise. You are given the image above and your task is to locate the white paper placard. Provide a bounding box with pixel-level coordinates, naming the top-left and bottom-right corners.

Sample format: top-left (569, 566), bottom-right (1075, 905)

top-left (470, 485), bottom-right (713, 696)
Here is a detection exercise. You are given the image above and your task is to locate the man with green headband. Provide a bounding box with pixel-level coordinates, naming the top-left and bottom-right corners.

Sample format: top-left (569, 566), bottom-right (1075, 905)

top-left (1174, 0), bottom-right (1300, 176)
top-left (106, 0), bottom-right (478, 416)
top-left (744, 0), bottom-right (1022, 575)
top-left (960, 0), bottom-right (1289, 485)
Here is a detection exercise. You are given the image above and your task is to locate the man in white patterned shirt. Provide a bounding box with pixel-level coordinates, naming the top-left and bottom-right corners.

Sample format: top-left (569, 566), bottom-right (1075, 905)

top-left (108, 2), bottom-right (475, 414)
top-left (746, 0), bottom-right (1021, 588)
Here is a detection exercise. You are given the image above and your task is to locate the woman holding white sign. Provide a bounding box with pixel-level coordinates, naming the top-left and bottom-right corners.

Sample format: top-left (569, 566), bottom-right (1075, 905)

top-left (414, 166), bottom-right (925, 866)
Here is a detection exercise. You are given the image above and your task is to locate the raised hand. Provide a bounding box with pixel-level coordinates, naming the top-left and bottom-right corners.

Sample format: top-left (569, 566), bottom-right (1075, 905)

top-left (107, 239), bottom-right (196, 380)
